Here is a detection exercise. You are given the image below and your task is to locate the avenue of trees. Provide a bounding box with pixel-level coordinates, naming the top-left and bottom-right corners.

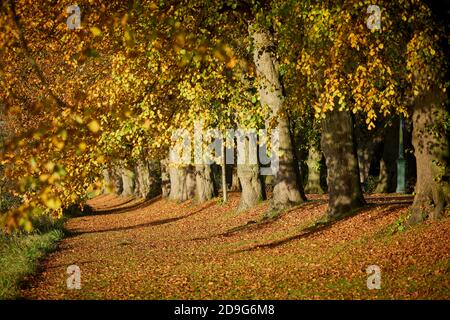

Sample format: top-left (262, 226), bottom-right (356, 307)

top-left (0, 0), bottom-right (449, 231)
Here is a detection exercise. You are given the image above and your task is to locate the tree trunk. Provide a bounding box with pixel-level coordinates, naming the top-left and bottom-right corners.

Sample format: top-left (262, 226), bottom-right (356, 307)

top-left (148, 160), bottom-right (162, 198)
top-left (161, 158), bottom-right (170, 198)
top-left (355, 125), bottom-right (384, 190)
top-left (321, 109), bottom-right (366, 218)
top-left (408, 85), bottom-right (450, 225)
top-left (195, 164), bottom-right (216, 203)
top-left (135, 159), bottom-right (161, 199)
top-left (250, 23), bottom-right (305, 211)
top-left (168, 142), bottom-right (195, 202)
top-left (305, 146), bottom-right (324, 194)
top-left (237, 164), bottom-right (263, 212)
top-left (186, 165), bottom-right (196, 200)
top-left (375, 123), bottom-right (399, 193)
top-left (237, 131), bottom-right (263, 212)
top-left (230, 165), bottom-right (241, 191)
top-left (169, 165), bottom-right (194, 202)
top-left (102, 169), bottom-right (112, 194)
top-left (221, 143), bottom-right (228, 203)
top-left (133, 165), bottom-right (142, 197)
top-left (357, 146), bottom-right (372, 191)
top-left (110, 167), bottom-right (123, 195)
top-left (121, 168), bottom-right (135, 197)
top-left (168, 164), bottom-right (182, 201)
top-left (375, 159), bottom-right (389, 193)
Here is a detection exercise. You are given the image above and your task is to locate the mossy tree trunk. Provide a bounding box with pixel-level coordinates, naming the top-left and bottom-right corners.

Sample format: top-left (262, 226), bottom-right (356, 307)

top-left (408, 85), bottom-right (450, 224)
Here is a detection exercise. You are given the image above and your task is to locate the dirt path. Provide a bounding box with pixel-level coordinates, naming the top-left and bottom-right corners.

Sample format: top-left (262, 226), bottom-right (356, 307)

top-left (21, 193), bottom-right (450, 299)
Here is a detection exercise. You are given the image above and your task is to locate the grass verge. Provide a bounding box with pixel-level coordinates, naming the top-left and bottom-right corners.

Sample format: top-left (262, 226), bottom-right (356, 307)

top-left (0, 228), bottom-right (64, 299)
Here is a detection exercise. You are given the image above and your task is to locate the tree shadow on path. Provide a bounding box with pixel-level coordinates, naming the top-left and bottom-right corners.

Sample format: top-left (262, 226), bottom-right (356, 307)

top-left (191, 200), bottom-right (328, 241)
top-left (66, 201), bottom-right (215, 237)
top-left (232, 203), bottom-right (408, 253)
top-left (87, 196), bottom-right (162, 216)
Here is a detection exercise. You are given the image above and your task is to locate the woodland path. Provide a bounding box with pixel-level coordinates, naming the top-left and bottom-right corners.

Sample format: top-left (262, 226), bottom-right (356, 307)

top-left (21, 193), bottom-right (450, 299)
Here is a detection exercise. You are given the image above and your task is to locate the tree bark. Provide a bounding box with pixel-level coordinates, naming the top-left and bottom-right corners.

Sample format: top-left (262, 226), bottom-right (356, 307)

top-left (186, 165), bottom-right (196, 200)
top-left (408, 85), bottom-right (450, 224)
top-left (110, 167), bottom-right (123, 195)
top-left (250, 23), bottom-right (305, 211)
top-left (133, 165), bottom-right (142, 197)
top-left (221, 143), bottom-right (228, 203)
top-left (161, 158), bottom-right (170, 198)
top-left (305, 146), bottom-right (324, 194)
top-left (237, 163), bottom-right (263, 212)
top-left (237, 131), bottom-right (264, 212)
top-left (121, 168), bottom-right (135, 197)
top-left (168, 142), bottom-right (195, 202)
top-left (355, 126), bottom-right (383, 190)
top-left (375, 158), bottom-right (389, 194)
top-left (169, 165), bottom-right (194, 202)
top-left (102, 168), bottom-right (112, 194)
top-left (195, 164), bottom-right (216, 203)
top-left (374, 123), bottom-right (398, 193)
top-left (230, 165), bottom-right (241, 191)
top-left (321, 109), bottom-right (366, 218)
top-left (135, 159), bottom-right (161, 199)
top-left (168, 163), bottom-right (182, 201)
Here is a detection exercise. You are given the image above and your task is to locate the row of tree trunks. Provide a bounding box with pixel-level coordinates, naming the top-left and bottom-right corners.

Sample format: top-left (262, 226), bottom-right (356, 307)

top-left (102, 159), bottom-right (161, 199)
top-left (160, 24), bottom-right (448, 227)
top-left (167, 161), bottom-right (216, 203)
top-left (161, 98), bottom-right (447, 225)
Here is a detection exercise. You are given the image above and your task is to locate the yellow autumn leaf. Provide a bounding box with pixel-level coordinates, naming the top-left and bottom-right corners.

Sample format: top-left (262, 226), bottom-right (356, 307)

top-left (44, 197), bottom-right (62, 210)
top-left (78, 142), bottom-right (87, 152)
top-left (90, 26), bottom-right (102, 37)
top-left (88, 120), bottom-right (101, 133)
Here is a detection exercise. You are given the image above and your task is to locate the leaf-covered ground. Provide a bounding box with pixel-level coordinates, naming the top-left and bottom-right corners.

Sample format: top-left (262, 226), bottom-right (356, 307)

top-left (21, 193), bottom-right (450, 299)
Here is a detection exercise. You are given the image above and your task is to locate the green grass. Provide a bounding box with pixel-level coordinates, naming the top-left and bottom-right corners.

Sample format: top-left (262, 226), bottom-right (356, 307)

top-left (0, 229), bottom-right (64, 299)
